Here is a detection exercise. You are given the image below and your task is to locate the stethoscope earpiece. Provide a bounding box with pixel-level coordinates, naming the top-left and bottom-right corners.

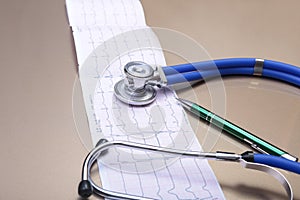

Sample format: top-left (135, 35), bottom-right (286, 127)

top-left (79, 140), bottom-right (296, 199)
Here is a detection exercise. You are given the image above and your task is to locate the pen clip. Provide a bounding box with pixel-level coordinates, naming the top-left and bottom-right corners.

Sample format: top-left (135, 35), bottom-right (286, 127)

top-left (243, 138), bottom-right (269, 154)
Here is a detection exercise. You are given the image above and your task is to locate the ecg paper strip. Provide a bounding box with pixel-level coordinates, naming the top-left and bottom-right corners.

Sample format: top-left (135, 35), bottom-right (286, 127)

top-left (66, 0), bottom-right (225, 199)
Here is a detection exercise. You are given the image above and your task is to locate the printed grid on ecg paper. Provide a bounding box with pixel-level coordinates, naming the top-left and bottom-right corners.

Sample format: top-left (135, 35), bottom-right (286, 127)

top-left (66, 0), bottom-right (225, 199)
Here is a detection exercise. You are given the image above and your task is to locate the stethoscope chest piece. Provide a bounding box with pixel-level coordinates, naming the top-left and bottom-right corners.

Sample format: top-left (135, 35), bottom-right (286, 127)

top-left (114, 61), bottom-right (157, 105)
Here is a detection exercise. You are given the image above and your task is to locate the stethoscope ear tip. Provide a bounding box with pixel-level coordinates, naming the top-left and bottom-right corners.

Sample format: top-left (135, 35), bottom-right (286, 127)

top-left (95, 138), bottom-right (109, 147)
top-left (78, 180), bottom-right (93, 199)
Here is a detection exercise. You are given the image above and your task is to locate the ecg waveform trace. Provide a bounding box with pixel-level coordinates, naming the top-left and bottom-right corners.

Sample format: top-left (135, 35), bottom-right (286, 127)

top-left (66, 0), bottom-right (225, 199)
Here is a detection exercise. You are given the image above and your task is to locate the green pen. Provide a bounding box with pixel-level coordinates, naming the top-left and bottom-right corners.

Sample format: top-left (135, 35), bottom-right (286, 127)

top-left (177, 98), bottom-right (298, 162)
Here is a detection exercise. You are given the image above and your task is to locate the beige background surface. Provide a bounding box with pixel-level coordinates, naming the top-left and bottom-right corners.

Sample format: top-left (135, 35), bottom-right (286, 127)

top-left (0, 0), bottom-right (299, 199)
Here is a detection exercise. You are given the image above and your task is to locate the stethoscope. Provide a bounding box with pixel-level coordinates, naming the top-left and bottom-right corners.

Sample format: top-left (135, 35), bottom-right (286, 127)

top-left (114, 58), bottom-right (300, 105)
top-left (79, 58), bottom-right (300, 199)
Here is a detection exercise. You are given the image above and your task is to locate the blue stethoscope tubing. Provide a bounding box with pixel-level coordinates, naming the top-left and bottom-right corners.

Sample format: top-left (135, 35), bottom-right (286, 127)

top-left (251, 154), bottom-right (300, 174)
top-left (162, 58), bottom-right (300, 86)
top-left (162, 58), bottom-right (300, 174)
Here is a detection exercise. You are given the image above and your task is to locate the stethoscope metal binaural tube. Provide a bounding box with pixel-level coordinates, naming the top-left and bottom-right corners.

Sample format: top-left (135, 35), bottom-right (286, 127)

top-left (113, 58), bottom-right (300, 106)
top-left (78, 139), bottom-right (296, 199)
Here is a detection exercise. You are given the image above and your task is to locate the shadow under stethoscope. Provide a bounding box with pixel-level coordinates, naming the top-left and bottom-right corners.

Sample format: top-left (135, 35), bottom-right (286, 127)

top-left (221, 183), bottom-right (300, 200)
